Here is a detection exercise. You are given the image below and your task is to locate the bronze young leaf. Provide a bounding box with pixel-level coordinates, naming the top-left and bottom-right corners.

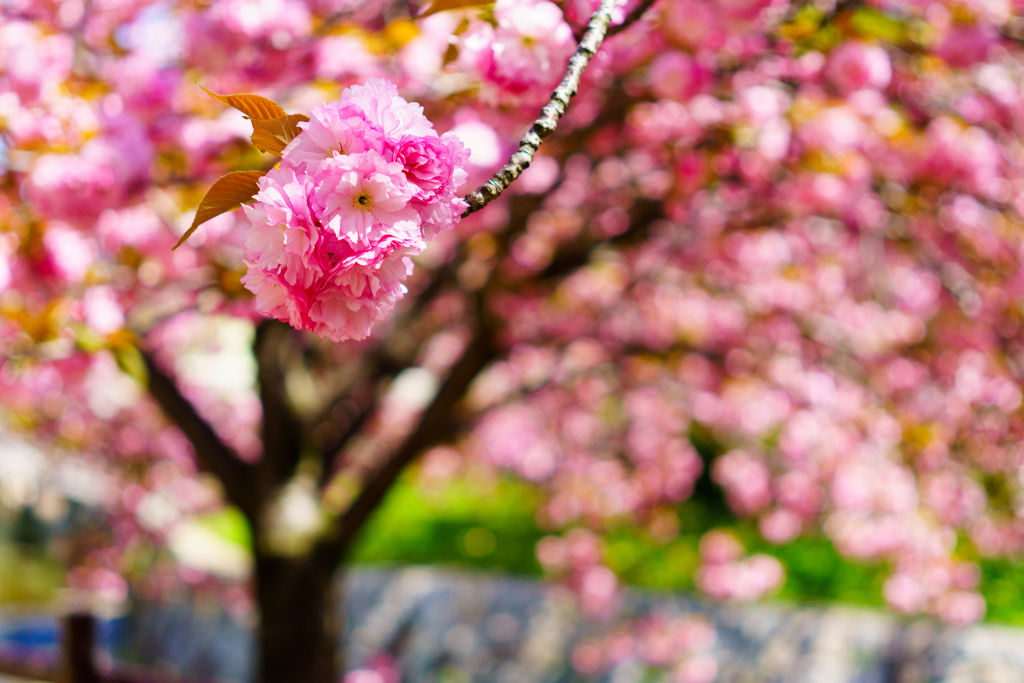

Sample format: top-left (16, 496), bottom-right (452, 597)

top-left (200, 86), bottom-right (287, 120)
top-left (173, 170), bottom-right (267, 250)
top-left (420, 0), bottom-right (492, 17)
top-left (250, 113), bottom-right (310, 156)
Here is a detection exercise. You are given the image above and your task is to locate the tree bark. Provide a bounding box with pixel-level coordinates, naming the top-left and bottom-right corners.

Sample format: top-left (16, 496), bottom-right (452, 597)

top-left (254, 551), bottom-right (343, 683)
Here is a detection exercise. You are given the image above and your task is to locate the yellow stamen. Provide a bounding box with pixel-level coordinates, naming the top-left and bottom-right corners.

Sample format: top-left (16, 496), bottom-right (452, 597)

top-left (353, 192), bottom-right (374, 210)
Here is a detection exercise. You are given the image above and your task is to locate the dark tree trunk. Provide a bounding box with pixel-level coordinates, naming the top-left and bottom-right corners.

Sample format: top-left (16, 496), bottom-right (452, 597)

top-left (254, 552), bottom-right (342, 683)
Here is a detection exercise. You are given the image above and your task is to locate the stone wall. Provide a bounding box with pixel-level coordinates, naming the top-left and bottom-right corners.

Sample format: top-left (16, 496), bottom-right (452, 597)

top-left (107, 568), bottom-right (1024, 683)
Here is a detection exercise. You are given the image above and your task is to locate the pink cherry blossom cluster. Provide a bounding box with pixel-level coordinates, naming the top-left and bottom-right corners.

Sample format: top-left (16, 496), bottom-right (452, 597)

top-left (535, 528), bottom-right (622, 618)
top-left (693, 530), bottom-right (784, 602)
top-left (24, 115), bottom-right (154, 226)
top-left (572, 613), bottom-right (718, 683)
top-left (240, 78), bottom-right (469, 341)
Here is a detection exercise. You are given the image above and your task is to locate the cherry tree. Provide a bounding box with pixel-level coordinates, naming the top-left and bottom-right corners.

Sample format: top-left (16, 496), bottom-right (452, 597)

top-left (3, 0), bottom-right (1024, 680)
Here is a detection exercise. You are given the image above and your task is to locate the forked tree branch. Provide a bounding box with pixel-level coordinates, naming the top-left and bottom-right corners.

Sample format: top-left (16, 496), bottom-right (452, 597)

top-left (461, 0), bottom-right (622, 215)
top-left (315, 390), bottom-right (375, 489)
top-left (253, 320), bottom-right (304, 491)
top-left (325, 329), bottom-right (492, 564)
top-left (607, 0), bottom-right (659, 38)
top-left (310, 191), bottom-right (540, 497)
top-left (153, 0), bottom-right (651, 549)
top-left (142, 350), bottom-right (260, 519)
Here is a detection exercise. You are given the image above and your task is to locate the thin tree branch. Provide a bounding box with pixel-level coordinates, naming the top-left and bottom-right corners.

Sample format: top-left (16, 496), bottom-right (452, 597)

top-left (325, 329), bottom-right (492, 563)
top-left (461, 0), bottom-right (621, 216)
top-left (573, 0), bottom-right (661, 42)
top-left (607, 0), bottom-right (659, 37)
top-left (536, 199), bottom-right (661, 281)
top-left (254, 320), bottom-right (304, 491)
top-left (1002, 16), bottom-right (1024, 42)
top-left (141, 350), bottom-right (260, 519)
top-left (315, 389), bottom-right (376, 489)
top-left (307, 258), bottom-right (467, 487)
top-left (308, 197), bottom-right (537, 519)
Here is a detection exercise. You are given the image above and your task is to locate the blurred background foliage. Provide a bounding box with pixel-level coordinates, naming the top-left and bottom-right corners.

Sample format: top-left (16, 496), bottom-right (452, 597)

top-left (6, 440), bottom-right (1024, 623)
top-left (10, 463), bottom-right (1024, 622)
top-left (82, 456), bottom-right (1002, 626)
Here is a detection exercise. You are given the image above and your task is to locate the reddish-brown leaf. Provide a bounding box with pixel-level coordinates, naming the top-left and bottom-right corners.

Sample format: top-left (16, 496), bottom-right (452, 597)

top-left (173, 171), bottom-right (266, 250)
top-left (200, 86), bottom-right (287, 120)
top-left (420, 0), bottom-right (491, 16)
top-left (250, 113), bottom-right (310, 155)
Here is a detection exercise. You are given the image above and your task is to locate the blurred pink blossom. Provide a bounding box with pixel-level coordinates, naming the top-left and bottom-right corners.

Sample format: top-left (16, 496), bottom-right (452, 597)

top-left (825, 41), bottom-right (892, 94)
top-left (458, 0), bottom-right (575, 104)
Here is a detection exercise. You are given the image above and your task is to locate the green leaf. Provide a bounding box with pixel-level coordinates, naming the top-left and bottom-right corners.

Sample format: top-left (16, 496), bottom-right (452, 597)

top-left (250, 113), bottom-right (310, 155)
top-left (200, 86), bottom-right (287, 120)
top-left (776, 5), bottom-right (825, 41)
top-left (420, 0), bottom-right (491, 17)
top-left (198, 507), bottom-right (253, 549)
top-left (173, 171), bottom-right (266, 250)
top-left (113, 343), bottom-right (147, 386)
top-left (849, 8), bottom-right (906, 44)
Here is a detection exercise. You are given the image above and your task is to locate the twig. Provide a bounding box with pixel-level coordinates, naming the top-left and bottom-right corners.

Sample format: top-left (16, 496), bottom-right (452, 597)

top-left (607, 0), bottom-right (659, 38)
top-left (315, 9), bottom-right (353, 37)
top-left (316, 392), bottom-right (374, 488)
top-left (141, 350), bottom-right (260, 519)
top-left (1003, 16), bottom-right (1024, 42)
top-left (253, 320), bottom-right (304, 489)
top-left (461, 0), bottom-right (621, 216)
top-left (573, 0), bottom-right (660, 42)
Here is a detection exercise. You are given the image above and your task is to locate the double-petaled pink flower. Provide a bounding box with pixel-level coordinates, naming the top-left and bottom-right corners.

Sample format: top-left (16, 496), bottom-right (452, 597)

top-left (240, 78), bottom-right (468, 341)
top-left (393, 133), bottom-right (470, 239)
top-left (458, 0), bottom-right (575, 104)
top-left (281, 102), bottom-right (387, 172)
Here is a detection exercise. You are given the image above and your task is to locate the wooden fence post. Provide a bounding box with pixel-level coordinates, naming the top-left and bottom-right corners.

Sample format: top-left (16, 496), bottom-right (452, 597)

top-left (61, 613), bottom-right (100, 683)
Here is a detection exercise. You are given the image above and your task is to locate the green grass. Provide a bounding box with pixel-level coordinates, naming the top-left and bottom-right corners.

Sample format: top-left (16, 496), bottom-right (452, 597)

top-left (349, 474), bottom-right (546, 576)
top-left (0, 545), bottom-right (63, 604)
top-left (975, 559), bottom-right (1024, 625)
top-left (347, 467), bottom-right (893, 612)
top-left (0, 508), bottom-right (64, 605)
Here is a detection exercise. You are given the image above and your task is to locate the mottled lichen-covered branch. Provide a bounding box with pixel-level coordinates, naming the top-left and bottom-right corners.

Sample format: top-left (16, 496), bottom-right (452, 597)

top-left (591, 0), bottom-right (659, 41)
top-left (461, 0), bottom-right (623, 216)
